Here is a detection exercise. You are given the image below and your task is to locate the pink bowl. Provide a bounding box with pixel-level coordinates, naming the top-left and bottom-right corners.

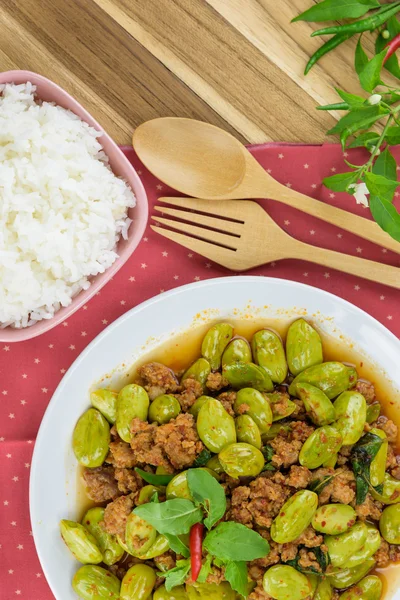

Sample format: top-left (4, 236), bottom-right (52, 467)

top-left (0, 70), bottom-right (148, 343)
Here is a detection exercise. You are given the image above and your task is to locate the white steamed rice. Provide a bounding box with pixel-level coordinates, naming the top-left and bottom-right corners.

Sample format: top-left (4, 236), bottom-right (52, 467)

top-left (0, 82), bottom-right (136, 329)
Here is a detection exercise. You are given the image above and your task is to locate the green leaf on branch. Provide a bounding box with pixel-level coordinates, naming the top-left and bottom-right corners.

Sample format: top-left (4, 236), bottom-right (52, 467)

top-left (373, 147), bottom-right (397, 181)
top-left (292, 0), bottom-right (380, 23)
top-left (323, 171), bottom-right (359, 192)
top-left (224, 561), bottom-right (249, 597)
top-left (336, 89), bottom-right (365, 108)
top-left (365, 172), bottom-right (398, 202)
top-left (376, 16), bottom-right (400, 79)
top-left (385, 126), bottom-right (400, 146)
top-left (348, 132), bottom-right (380, 148)
top-left (328, 105), bottom-right (385, 135)
top-left (355, 37), bottom-right (369, 76)
top-left (359, 49), bottom-right (388, 92)
top-left (370, 195), bottom-right (400, 242)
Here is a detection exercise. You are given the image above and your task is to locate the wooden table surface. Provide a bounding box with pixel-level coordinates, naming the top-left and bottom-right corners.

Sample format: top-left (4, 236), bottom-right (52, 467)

top-left (1, 0), bottom-right (395, 145)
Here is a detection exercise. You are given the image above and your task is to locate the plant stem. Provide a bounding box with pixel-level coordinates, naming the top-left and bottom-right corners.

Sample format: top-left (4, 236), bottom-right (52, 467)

top-left (363, 115), bottom-right (394, 172)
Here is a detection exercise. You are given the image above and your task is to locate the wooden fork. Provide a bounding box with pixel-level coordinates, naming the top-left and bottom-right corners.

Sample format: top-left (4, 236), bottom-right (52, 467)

top-left (151, 197), bottom-right (400, 289)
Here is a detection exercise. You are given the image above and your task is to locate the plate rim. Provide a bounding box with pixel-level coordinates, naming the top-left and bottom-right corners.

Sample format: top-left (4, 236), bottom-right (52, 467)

top-left (29, 275), bottom-right (400, 598)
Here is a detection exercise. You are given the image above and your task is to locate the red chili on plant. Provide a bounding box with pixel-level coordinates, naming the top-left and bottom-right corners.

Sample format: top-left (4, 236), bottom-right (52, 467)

top-left (384, 32), bottom-right (400, 64)
top-left (189, 522), bottom-right (204, 582)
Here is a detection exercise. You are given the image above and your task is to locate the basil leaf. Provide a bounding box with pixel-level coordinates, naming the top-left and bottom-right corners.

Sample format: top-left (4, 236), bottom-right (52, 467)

top-left (369, 195), bottom-right (400, 242)
top-left (385, 126), bottom-right (400, 146)
top-left (134, 499), bottom-right (203, 535)
top-left (187, 468), bottom-right (226, 530)
top-left (355, 37), bottom-right (369, 76)
top-left (323, 171), bottom-right (359, 192)
top-left (373, 147), bottom-right (398, 182)
top-left (159, 559), bottom-right (191, 592)
top-left (359, 49), bottom-right (388, 93)
top-left (308, 475), bottom-right (334, 494)
top-left (261, 445), bottom-right (274, 462)
top-left (197, 553), bottom-right (213, 583)
top-left (292, 0), bottom-right (379, 23)
top-left (351, 432), bottom-right (384, 505)
top-left (164, 534), bottom-right (190, 558)
top-left (285, 545), bottom-right (330, 575)
top-left (336, 89), bottom-right (365, 108)
top-left (192, 449), bottom-right (213, 468)
top-left (365, 172), bottom-right (398, 202)
top-left (348, 132), bottom-right (380, 149)
top-left (203, 522), bottom-right (270, 561)
top-left (150, 492), bottom-right (160, 503)
top-left (224, 561), bottom-right (249, 598)
top-left (135, 467), bottom-right (174, 486)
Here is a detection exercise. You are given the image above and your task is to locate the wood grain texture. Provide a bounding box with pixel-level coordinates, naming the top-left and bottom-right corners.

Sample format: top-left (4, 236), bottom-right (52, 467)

top-left (0, 0), bottom-right (396, 144)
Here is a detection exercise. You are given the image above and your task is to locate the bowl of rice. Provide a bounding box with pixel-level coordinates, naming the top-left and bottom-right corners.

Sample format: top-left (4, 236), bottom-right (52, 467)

top-left (0, 71), bottom-right (148, 342)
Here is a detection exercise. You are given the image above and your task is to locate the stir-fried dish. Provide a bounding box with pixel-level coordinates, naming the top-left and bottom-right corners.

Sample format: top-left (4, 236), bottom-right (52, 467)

top-left (62, 320), bottom-right (400, 600)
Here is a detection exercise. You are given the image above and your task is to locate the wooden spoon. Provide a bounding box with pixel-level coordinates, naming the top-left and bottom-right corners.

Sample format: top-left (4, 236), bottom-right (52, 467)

top-left (133, 118), bottom-right (400, 254)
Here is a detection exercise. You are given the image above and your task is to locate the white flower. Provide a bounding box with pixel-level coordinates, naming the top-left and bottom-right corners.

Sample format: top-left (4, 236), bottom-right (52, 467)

top-left (368, 94), bottom-right (382, 105)
top-left (348, 182), bottom-right (370, 208)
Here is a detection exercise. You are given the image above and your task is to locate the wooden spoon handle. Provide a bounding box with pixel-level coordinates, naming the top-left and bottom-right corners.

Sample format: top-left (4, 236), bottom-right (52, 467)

top-left (264, 184), bottom-right (400, 255)
top-left (292, 239), bottom-right (400, 289)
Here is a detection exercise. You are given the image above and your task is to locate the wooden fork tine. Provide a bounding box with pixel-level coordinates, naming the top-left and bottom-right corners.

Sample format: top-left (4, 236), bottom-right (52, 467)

top-left (158, 196), bottom-right (249, 221)
top-left (150, 225), bottom-right (235, 267)
top-left (154, 205), bottom-right (243, 236)
top-left (151, 215), bottom-right (238, 248)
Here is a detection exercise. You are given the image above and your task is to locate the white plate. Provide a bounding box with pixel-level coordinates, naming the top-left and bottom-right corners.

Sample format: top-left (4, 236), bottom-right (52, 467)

top-left (30, 276), bottom-right (400, 600)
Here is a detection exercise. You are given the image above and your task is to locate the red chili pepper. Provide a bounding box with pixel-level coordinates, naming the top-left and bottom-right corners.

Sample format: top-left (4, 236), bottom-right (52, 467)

top-left (189, 523), bottom-right (204, 582)
top-left (384, 32), bottom-right (400, 64)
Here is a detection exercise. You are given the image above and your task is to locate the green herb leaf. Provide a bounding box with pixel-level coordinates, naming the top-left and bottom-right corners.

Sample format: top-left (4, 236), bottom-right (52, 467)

top-left (203, 522), bottom-right (270, 561)
top-left (261, 445), bottom-right (274, 462)
top-left (385, 126), bottom-right (400, 145)
top-left (327, 105), bottom-right (383, 134)
top-left (376, 16), bottom-right (400, 79)
top-left (292, 0), bottom-right (380, 23)
top-left (369, 195), bottom-right (400, 242)
top-left (134, 499), bottom-right (203, 535)
top-left (365, 172), bottom-right (398, 202)
top-left (359, 49), bottom-right (387, 93)
top-left (348, 132), bottom-right (380, 148)
top-left (285, 545), bottom-right (330, 574)
top-left (197, 554), bottom-right (213, 583)
top-left (373, 147), bottom-right (398, 181)
top-left (187, 469), bottom-right (226, 530)
top-left (135, 467), bottom-right (174, 486)
top-left (323, 171), bottom-right (359, 192)
top-left (355, 37), bottom-right (369, 76)
top-left (308, 475), bottom-right (334, 495)
top-left (159, 559), bottom-right (191, 591)
top-left (224, 561), bottom-right (249, 597)
top-left (164, 534), bottom-right (190, 558)
top-left (150, 492), bottom-right (160, 503)
top-left (351, 432), bottom-right (384, 504)
top-left (192, 449), bottom-right (213, 468)
top-left (336, 89), bottom-right (365, 107)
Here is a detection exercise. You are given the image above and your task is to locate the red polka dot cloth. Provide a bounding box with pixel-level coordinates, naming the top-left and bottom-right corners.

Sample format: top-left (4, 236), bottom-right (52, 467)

top-left (0, 143), bottom-right (399, 599)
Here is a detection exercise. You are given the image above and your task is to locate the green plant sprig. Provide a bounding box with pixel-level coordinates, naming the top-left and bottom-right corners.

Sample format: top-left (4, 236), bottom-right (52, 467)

top-left (294, 1), bottom-right (400, 242)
